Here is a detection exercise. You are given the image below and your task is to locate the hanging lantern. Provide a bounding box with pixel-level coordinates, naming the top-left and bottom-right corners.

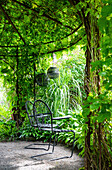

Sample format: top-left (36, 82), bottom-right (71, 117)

top-left (36, 73), bottom-right (49, 86)
top-left (47, 66), bottom-right (59, 79)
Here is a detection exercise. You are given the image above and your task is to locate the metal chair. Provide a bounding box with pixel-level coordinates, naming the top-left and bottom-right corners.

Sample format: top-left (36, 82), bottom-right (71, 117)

top-left (25, 99), bottom-right (75, 161)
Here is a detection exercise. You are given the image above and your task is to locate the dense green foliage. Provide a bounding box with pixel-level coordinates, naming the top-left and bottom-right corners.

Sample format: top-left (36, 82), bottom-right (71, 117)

top-left (0, 50), bottom-right (85, 150)
top-left (0, 0), bottom-right (112, 169)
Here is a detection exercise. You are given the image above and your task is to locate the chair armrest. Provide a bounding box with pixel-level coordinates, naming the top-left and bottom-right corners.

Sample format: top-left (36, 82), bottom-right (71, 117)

top-left (52, 115), bottom-right (72, 120)
top-left (35, 114), bottom-right (49, 118)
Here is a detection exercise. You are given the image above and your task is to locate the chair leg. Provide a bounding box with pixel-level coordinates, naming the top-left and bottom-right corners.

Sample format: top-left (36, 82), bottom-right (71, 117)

top-left (31, 132), bottom-right (56, 159)
top-left (50, 131), bottom-right (75, 161)
top-left (24, 142), bottom-right (51, 151)
top-left (24, 133), bottom-right (52, 151)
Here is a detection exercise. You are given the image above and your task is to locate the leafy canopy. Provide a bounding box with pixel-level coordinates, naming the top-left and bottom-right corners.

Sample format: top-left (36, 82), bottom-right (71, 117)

top-left (0, 0), bottom-right (85, 55)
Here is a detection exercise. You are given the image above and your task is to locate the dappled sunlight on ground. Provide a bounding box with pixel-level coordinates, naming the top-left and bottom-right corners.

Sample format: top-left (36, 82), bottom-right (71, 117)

top-left (0, 141), bottom-right (84, 170)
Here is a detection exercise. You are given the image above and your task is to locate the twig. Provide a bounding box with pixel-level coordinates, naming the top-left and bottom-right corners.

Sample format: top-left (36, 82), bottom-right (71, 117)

top-left (43, 23), bottom-right (83, 45)
top-left (101, 132), bottom-right (112, 161)
top-left (1, 58), bottom-right (14, 70)
top-left (0, 5), bottom-right (26, 45)
top-left (12, 0), bottom-right (74, 30)
top-left (44, 35), bottom-right (86, 54)
top-left (85, 143), bottom-right (98, 169)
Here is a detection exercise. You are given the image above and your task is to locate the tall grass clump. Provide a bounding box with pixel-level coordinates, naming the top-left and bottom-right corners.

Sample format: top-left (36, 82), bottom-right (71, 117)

top-left (45, 69), bottom-right (71, 117)
top-left (18, 48), bottom-right (86, 148)
top-left (35, 48), bottom-right (86, 117)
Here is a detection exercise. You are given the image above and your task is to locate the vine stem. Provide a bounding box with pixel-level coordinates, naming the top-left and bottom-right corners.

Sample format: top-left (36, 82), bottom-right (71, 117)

top-left (101, 131), bottom-right (112, 161)
top-left (85, 143), bottom-right (98, 169)
top-left (0, 5), bottom-right (26, 45)
top-left (98, 123), bottom-right (102, 170)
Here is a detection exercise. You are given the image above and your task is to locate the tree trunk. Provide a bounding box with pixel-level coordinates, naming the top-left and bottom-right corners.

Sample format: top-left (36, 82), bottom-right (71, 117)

top-left (12, 47), bottom-right (20, 128)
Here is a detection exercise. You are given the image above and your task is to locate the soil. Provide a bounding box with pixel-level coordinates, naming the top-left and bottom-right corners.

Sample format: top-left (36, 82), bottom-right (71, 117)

top-left (0, 141), bottom-right (84, 170)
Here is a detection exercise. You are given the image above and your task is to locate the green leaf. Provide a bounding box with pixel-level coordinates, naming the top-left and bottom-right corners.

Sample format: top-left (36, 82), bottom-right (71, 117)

top-left (90, 102), bottom-right (100, 111)
top-left (97, 114), bottom-right (105, 123)
top-left (101, 6), bottom-right (112, 17)
top-left (24, 15), bottom-right (30, 23)
top-left (97, 111), bottom-right (111, 123)
top-left (99, 71), bottom-right (107, 76)
top-left (1, 68), bottom-right (9, 73)
top-left (82, 108), bottom-right (90, 117)
top-left (65, 137), bottom-right (70, 143)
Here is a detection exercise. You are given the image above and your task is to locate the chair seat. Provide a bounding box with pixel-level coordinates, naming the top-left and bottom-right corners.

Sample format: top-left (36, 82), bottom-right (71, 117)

top-left (32, 123), bottom-right (58, 128)
top-left (30, 114), bottom-right (49, 118)
top-left (53, 115), bottom-right (72, 120)
top-left (41, 127), bottom-right (74, 133)
top-left (39, 123), bottom-right (58, 128)
top-left (33, 123), bottom-right (59, 130)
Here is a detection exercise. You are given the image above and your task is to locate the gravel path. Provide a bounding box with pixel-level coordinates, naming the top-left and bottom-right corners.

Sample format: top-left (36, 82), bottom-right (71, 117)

top-left (0, 141), bottom-right (84, 170)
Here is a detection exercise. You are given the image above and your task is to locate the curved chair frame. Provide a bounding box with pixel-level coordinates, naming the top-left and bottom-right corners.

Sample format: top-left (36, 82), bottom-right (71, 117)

top-left (25, 99), bottom-right (75, 161)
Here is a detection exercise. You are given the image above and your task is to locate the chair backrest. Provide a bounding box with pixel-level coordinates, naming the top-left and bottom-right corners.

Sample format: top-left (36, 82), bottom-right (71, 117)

top-left (33, 99), bottom-right (53, 131)
top-left (25, 100), bottom-right (53, 131)
top-left (25, 101), bottom-right (37, 127)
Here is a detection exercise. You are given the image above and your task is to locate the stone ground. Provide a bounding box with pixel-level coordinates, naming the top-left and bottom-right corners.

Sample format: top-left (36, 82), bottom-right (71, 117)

top-left (0, 141), bottom-right (84, 170)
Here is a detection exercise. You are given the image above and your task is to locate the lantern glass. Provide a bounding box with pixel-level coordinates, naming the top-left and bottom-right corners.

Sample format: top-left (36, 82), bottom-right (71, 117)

top-left (47, 67), bottom-right (59, 79)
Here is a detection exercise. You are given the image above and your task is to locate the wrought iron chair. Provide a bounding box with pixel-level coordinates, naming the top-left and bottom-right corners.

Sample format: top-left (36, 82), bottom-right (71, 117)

top-left (25, 99), bottom-right (75, 161)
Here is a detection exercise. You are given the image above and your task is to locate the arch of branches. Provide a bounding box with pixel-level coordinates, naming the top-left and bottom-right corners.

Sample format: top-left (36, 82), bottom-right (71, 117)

top-left (0, 0), bottom-right (85, 123)
top-left (0, 1), bottom-right (112, 170)
top-left (0, 0), bottom-right (85, 101)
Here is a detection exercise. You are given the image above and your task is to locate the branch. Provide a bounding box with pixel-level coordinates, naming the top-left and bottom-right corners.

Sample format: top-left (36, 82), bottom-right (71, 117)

top-left (43, 14), bottom-right (73, 30)
top-left (68, 0), bottom-right (80, 6)
top-left (0, 5), bottom-right (26, 45)
top-left (0, 58), bottom-right (14, 70)
top-left (42, 34), bottom-right (86, 55)
top-left (101, 130), bottom-right (112, 161)
top-left (85, 143), bottom-right (98, 169)
top-left (106, 120), bottom-right (112, 128)
top-left (0, 34), bottom-right (85, 56)
top-left (68, 0), bottom-right (82, 20)
top-left (43, 23), bottom-right (83, 45)
top-left (12, 0), bottom-right (74, 30)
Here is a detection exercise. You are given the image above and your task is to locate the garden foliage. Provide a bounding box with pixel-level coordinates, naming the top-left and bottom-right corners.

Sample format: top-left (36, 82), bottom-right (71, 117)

top-left (0, 0), bottom-right (112, 169)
